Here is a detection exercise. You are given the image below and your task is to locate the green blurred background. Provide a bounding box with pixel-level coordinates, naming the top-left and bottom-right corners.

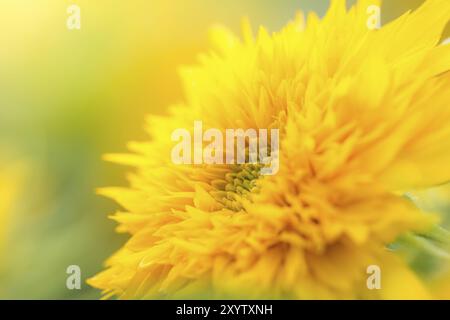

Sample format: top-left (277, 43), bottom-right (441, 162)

top-left (0, 0), bottom-right (448, 299)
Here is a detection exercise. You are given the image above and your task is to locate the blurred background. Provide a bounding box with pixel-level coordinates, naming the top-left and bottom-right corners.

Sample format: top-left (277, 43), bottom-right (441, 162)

top-left (0, 0), bottom-right (448, 299)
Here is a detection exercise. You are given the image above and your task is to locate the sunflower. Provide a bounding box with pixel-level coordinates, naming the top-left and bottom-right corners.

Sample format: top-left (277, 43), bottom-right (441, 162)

top-left (89, 0), bottom-right (450, 299)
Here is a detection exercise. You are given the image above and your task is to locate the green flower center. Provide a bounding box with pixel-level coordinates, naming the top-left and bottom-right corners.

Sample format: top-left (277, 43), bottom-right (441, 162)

top-left (210, 163), bottom-right (263, 211)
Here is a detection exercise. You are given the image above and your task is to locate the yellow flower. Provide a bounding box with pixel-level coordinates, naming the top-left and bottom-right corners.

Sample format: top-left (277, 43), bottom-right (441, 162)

top-left (89, 0), bottom-right (450, 299)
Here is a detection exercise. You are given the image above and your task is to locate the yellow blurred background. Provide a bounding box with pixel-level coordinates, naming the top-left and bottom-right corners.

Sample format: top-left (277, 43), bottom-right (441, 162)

top-left (0, 0), bottom-right (448, 299)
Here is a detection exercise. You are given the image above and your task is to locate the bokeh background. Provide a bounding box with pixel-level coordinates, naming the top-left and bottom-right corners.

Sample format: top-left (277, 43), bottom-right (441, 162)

top-left (0, 0), bottom-right (448, 299)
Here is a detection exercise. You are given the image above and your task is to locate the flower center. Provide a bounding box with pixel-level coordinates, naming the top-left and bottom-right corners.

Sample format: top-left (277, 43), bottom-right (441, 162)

top-left (210, 163), bottom-right (263, 211)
